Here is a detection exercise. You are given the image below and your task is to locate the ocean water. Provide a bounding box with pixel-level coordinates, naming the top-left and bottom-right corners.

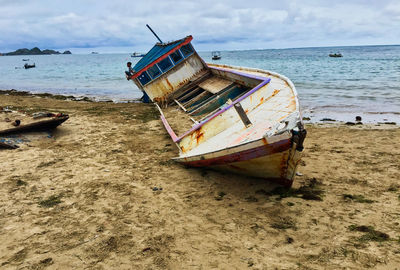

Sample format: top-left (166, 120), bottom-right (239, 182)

top-left (0, 45), bottom-right (399, 123)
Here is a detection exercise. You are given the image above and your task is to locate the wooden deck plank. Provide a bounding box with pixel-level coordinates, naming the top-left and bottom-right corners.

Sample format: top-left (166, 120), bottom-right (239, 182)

top-left (198, 77), bottom-right (234, 94)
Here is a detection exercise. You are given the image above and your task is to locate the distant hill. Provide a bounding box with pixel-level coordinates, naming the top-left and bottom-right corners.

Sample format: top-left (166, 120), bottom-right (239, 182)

top-left (2, 47), bottom-right (72, 55)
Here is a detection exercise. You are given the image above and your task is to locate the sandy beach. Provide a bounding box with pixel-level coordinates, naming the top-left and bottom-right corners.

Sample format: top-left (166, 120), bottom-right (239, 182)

top-left (1, 92), bottom-right (399, 269)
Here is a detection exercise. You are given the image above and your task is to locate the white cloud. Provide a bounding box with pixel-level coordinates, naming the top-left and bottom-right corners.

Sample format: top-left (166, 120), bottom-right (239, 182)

top-left (0, 0), bottom-right (399, 52)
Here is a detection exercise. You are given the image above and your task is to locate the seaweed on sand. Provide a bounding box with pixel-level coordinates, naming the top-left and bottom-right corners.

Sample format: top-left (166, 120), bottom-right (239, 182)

top-left (268, 178), bottom-right (324, 201)
top-left (348, 225), bottom-right (390, 242)
top-left (38, 194), bottom-right (62, 208)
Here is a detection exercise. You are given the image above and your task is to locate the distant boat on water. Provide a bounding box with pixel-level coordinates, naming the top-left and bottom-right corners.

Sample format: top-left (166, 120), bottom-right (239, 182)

top-left (24, 63), bottom-right (35, 69)
top-left (211, 51), bottom-right (221, 60)
top-left (22, 59), bottom-right (29, 61)
top-left (329, 53), bottom-right (343, 57)
top-left (91, 52), bottom-right (99, 54)
top-left (131, 52), bottom-right (145, 58)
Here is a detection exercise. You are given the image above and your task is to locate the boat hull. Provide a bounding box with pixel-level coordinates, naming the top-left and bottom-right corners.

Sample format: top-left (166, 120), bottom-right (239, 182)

top-left (0, 115), bottom-right (69, 135)
top-left (175, 135), bottom-right (304, 187)
top-left (154, 63), bottom-right (307, 186)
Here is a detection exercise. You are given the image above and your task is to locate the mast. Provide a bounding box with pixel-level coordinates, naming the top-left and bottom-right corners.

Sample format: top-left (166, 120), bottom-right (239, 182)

top-left (146, 24), bottom-right (163, 43)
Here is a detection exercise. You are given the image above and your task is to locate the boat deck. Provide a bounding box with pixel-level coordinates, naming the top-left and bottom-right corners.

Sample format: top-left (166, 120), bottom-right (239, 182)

top-left (161, 64), bottom-right (300, 157)
top-left (163, 70), bottom-right (253, 137)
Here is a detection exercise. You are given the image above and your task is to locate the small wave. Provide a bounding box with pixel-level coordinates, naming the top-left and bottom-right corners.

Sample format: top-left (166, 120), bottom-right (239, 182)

top-left (365, 112), bottom-right (400, 115)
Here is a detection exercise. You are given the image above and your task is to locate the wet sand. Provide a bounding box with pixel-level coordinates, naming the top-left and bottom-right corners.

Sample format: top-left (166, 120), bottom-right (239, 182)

top-left (1, 93), bottom-right (399, 269)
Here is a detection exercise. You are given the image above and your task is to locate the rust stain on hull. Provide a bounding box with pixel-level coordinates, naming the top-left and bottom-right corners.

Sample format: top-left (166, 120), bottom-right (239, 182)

top-left (262, 138), bottom-right (268, 145)
top-left (193, 129), bottom-right (204, 144)
top-left (180, 145), bottom-right (186, 152)
top-left (165, 78), bottom-right (173, 91)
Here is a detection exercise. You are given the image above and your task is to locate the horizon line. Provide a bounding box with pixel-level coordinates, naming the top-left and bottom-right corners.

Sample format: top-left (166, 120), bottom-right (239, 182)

top-left (1, 43), bottom-right (399, 55)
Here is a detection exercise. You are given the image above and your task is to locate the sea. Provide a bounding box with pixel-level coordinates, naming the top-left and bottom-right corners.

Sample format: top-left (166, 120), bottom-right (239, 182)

top-left (0, 45), bottom-right (399, 123)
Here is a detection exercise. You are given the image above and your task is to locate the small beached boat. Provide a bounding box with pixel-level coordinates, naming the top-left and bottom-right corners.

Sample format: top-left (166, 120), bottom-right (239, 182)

top-left (0, 115), bottom-right (69, 135)
top-left (129, 35), bottom-right (306, 186)
top-left (212, 51), bottom-right (221, 60)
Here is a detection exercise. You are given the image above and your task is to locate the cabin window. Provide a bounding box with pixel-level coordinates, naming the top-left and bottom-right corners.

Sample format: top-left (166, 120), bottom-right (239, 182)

top-left (137, 71), bottom-right (151, 86)
top-left (170, 50), bottom-right (183, 64)
top-left (158, 57), bottom-right (173, 72)
top-left (180, 44), bottom-right (194, 57)
top-left (147, 64), bottom-right (161, 79)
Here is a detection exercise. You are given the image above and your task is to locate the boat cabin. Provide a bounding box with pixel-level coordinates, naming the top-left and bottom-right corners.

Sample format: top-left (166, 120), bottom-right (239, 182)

top-left (131, 36), bottom-right (205, 103)
top-left (131, 37), bottom-right (254, 110)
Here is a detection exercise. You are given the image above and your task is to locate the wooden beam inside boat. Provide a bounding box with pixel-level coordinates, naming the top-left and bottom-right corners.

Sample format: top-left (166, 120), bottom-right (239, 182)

top-left (166, 69), bottom-right (211, 104)
top-left (182, 90), bottom-right (212, 108)
top-left (176, 87), bottom-right (202, 103)
top-left (188, 84), bottom-right (238, 115)
top-left (234, 102), bottom-right (252, 128)
top-left (173, 99), bottom-right (187, 112)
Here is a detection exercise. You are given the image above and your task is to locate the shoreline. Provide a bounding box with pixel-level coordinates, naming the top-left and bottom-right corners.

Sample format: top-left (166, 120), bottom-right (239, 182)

top-left (0, 89), bottom-right (141, 103)
top-left (0, 94), bottom-right (399, 269)
top-left (1, 88), bottom-right (398, 126)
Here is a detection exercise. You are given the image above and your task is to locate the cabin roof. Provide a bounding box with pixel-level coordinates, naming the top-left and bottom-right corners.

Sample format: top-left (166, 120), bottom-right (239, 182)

top-left (132, 36), bottom-right (193, 76)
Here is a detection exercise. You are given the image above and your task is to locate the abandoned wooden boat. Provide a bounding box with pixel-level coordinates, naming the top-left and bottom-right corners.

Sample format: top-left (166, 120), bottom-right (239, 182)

top-left (0, 115), bottom-right (69, 135)
top-left (129, 36), bottom-right (306, 186)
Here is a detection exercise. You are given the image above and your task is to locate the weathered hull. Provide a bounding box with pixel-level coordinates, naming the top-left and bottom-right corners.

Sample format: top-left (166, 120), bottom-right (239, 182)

top-left (175, 134), bottom-right (303, 187)
top-left (131, 36), bottom-right (306, 186)
top-left (149, 63), bottom-right (306, 186)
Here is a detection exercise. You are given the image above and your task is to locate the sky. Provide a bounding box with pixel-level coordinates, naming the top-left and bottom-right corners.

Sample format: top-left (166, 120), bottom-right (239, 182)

top-left (0, 0), bottom-right (400, 53)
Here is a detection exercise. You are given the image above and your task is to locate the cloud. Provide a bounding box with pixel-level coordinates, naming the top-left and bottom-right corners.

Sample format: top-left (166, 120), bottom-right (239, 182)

top-left (0, 0), bottom-right (399, 52)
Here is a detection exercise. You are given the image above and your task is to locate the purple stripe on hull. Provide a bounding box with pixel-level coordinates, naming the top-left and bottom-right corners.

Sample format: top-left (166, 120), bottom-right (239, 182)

top-left (160, 114), bottom-right (178, 141)
top-left (209, 66), bottom-right (267, 82)
top-left (181, 139), bottom-right (291, 167)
